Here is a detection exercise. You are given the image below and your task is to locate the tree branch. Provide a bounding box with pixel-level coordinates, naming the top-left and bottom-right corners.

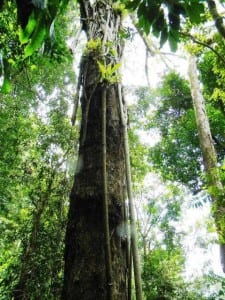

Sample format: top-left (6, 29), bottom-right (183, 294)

top-left (182, 32), bottom-right (225, 66)
top-left (130, 14), bottom-right (173, 71)
top-left (207, 0), bottom-right (225, 39)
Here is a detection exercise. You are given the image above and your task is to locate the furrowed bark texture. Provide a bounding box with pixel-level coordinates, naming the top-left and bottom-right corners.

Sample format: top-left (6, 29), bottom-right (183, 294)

top-left (188, 54), bottom-right (225, 272)
top-left (62, 1), bottom-right (128, 299)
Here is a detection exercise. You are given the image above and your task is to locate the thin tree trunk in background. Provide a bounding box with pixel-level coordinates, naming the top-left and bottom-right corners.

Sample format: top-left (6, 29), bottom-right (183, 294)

top-left (207, 0), bottom-right (225, 39)
top-left (118, 85), bottom-right (143, 300)
top-left (62, 1), bottom-right (128, 298)
top-left (188, 54), bottom-right (225, 272)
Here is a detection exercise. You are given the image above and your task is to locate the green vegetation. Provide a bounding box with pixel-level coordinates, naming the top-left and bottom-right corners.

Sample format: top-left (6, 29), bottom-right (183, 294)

top-left (0, 56), bottom-right (77, 299)
top-left (1, 0), bottom-right (225, 299)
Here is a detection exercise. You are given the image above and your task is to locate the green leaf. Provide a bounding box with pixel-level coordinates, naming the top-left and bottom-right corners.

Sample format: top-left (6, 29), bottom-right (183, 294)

top-left (138, 15), bottom-right (150, 35)
top-left (111, 63), bottom-right (121, 74)
top-left (125, 0), bottom-right (139, 11)
top-left (184, 1), bottom-right (205, 24)
top-left (147, 0), bottom-right (160, 25)
top-left (160, 27), bottom-right (168, 48)
top-left (19, 12), bottom-right (37, 45)
top-left (1, 77), bottom-right (11, 93)
top-left (59, 0), bottom-right (70, 13)
top-left (24, 24), bottom-right (47, 58)
top-left (0, 59), bottom-right (11, 93)
top-left (152, 9), bottom-right (165, 37)
top-left (137, 2), bottom-right (146, 20)
top-left (168, 29), bottom-right (179, 52)
top-left (168, 9), bottom-right (180, 31)
top-left (97, 61), bottom-right (106, 76)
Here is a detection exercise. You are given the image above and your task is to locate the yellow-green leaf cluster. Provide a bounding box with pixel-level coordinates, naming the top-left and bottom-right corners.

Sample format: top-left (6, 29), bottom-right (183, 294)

top-left (97, 61), bottom-right (121, 83)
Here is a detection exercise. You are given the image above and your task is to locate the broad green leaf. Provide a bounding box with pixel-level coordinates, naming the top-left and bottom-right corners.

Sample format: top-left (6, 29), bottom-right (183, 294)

top-left (19, 12), bottom-right (37, 44)
top-left (137, 2), bottom-right (146, 20)
top-left (160, 27), bottom-right (168, 48)
top-left (184, 1), bottom-right (205, 24)
top-left (97, 61), bottom-right (106, 76)
top-left (24, 25), bottom-right (47, 58)
top-left (138, 15), bottom-right (150, 35)
top-left (147, 0), bottom-right (160, 25)
top-left (152, 9), bottom-right (165, 37)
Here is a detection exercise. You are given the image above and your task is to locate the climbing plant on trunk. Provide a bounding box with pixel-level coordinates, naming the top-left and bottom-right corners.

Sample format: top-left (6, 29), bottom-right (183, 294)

top-left (62, 1), bottom-right (141, 299)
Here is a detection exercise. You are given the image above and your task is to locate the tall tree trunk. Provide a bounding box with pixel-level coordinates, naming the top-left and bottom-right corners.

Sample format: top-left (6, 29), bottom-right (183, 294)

top-left (188, 54), bottom-right (225, 272)
top-left (62, 1), bottom-right (128, 299)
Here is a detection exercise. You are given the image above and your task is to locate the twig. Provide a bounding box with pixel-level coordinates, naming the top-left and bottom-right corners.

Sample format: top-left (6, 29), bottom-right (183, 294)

top-left (182, 32), bottom-right (225, 66)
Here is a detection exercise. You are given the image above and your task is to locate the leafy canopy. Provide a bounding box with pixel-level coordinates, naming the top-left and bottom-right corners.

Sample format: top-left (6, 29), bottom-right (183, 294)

top-left (124, 0), bottom-right (206, 50)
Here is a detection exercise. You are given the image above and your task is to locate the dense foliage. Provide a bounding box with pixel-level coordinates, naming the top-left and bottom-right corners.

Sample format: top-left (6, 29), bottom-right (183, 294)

top-left (0, 5), bottom-right (78, 295)
top-left (0, 57), bottom-right (77, 299)
top-left (1, 0), bottom-right (225, 299)
top-left (129, 86), bottom-right (225, 299)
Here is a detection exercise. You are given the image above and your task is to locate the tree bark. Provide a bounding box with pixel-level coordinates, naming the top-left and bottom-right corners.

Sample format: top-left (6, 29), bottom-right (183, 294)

top-left (62, 1), bottom-right (128, 299)
top-left (188, 54), bottom-right (225, 272)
